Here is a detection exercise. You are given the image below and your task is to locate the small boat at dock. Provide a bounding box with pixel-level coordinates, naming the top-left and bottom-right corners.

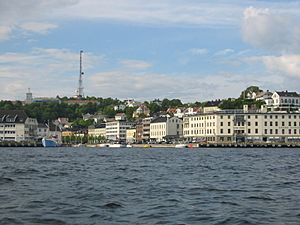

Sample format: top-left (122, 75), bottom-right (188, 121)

top-left (175, 143), bottom-right (188, 148)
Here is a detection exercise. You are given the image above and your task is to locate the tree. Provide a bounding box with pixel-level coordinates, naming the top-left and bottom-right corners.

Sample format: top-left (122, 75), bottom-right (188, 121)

top-left (240, 86), bottom-right (262, 99)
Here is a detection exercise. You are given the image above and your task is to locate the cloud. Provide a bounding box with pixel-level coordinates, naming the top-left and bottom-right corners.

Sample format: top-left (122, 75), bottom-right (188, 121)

top-left (56, 0), bottom-right (244, 27)
top-left (0, 0), bottom-right (77, 40)
top-left (0, 48), bottom-right (103, 99)
top-left (87, 69), bottom-right (282, 102)
top-left (260, 55), bottom-right (300, 78)
top-left (0, 26), bottom-right (12, 41)
top-left (189, 48), bottom-right (208, 56)
top-left (19, 22), bottom-right (58, 34)
top-left (242, 6), bottom-right (300, 53)
top-left (214, 48), bottom-right (234, 56)
top-left (120, 59), bottom-right (152, 70)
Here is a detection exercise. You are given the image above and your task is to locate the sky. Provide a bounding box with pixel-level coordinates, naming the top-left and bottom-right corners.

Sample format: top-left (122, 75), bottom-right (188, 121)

top-left (1, 0), bottom-right (300, 103)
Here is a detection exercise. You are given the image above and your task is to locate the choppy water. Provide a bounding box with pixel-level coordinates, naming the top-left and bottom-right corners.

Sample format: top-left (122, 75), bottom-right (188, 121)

top-left (0, 147), bottom-right (300, 225)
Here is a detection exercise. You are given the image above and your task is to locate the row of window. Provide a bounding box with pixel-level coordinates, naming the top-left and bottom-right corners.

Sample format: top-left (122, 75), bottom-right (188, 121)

top-left (0, 124), bottom-right (16, 128)
top-left (150, 131), bottom-right (166, 137)
top-left (0, 131), bottom-right (15, 134)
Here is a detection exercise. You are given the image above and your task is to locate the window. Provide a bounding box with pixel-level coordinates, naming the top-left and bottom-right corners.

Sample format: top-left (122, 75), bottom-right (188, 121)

top-left (275, 129), bottom-right (278, 134)
top-left (282, 129), bottom-right (285, 134)
top-left (248, 122), bottom-right (251, 126)
top-left (294, 129), bottom-right (297, 134)
top-left (275, 121), bottom-right (278, 126)
top-left (228, 122), bottom-right (231, 126)
top-left (289, 129), bottom-right (291, 134)
top-left (289, 122), bottom-right (291, 126)
top-left (220, 129), bottom-right (223, 134)
top-left (220, 122), bottom-right (223, 126)
top-left (282, 122), bottom-right (285, 126)
top-left (264, 115), bottom-right (267, 119)
top-left (264, 121), bottom-right (267, 126)
top-left (228, 129), bottom-right (231, 134)
top-left (248, 129), bottom-right (251, 134)
top-left (264, 129), bottom-right (267, 134)
top-left (270, 129), bottom-right (272, 134)
top-left (255, 115), bottom-right (258, 119)
top-left (255, 129), bottom-right (258, 134)
top-left (270, 122), bottom-right (273, 126)
top-left (255, 122), bottom-right (258, 126)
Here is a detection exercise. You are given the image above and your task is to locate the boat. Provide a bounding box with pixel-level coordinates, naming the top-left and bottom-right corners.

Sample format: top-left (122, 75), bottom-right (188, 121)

top-left (109, 143), bottom-right (126, 148)
top-left (97, 143), bottom-right (109, 148)
top-left (175, 143), bottom-right (188, 148)
top-left (126, 144), bottom-right (133, 148)
top-left (42, 137), bottom-right (60, 147)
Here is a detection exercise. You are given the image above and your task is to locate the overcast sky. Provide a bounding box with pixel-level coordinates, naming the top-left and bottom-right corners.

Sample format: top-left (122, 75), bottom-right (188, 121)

top-left (1, 0), bottom-right (300, 102)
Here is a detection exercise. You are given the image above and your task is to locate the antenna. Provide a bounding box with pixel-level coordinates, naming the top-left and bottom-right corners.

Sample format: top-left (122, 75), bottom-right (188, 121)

top-left (77, 50), bottom-right (84, 98)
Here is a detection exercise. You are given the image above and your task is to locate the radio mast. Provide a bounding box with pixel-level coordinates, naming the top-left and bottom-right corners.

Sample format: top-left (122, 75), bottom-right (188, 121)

top-left (76, 50), bottom-right (84, 99)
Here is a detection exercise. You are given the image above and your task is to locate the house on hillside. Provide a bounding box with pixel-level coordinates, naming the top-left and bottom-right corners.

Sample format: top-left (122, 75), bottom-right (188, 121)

top-left (133, 104), bottom-right (150, 118)
top-left (272, 91), bottom-right (300, 111)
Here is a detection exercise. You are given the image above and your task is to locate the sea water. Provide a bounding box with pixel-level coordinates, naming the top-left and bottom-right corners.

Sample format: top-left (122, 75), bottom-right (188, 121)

top-left (0, 147), bottom-right (300, 225)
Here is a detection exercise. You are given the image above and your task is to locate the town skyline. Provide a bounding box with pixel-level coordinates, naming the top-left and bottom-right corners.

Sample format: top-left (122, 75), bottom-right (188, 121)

top-left (1, 1), bottom-right (300, 102)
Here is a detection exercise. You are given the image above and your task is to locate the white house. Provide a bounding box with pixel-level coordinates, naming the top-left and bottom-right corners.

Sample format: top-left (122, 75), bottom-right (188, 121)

top-left (0, 110), bottom-right (38, 141)
top-left (272, 91), bottom-right (300, 110)
top-left (106, 120), bottom-right (135, 142)
top-left (150, 116), bottom-right (183, 142)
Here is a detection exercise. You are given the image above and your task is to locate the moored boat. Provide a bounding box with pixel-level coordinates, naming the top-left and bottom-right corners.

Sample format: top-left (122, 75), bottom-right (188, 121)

top-left (109, 143), bottom-right (126, 148)
top-left (175, 143), bottom-right (188, 148)
top-left (42, 137), bottom-right (60, 147)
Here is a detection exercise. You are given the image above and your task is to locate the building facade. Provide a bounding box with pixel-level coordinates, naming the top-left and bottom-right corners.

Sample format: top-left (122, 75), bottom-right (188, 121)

top-left (106, 120), bottom-right (135, 142)
top-left (0, 110), bottom-right (38, 141)
top-left (150, 116), bottom-right (183, 142)
top-left (183, 109), bottom-right (300, 143)
top-left (272, 91), bottom-right (300, 110)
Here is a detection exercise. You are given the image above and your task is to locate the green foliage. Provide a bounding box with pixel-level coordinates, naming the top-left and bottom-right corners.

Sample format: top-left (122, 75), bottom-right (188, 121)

top-left (71, 119), bottom-right (94, 129)
top-left (240, 86), bottom-right (262, 99)
top-left (124, 107), bottom-right (136, 121)
top-left (161, 98), bottom-right (183, 110)
top-left (219, 98), bottom-right (264, 110)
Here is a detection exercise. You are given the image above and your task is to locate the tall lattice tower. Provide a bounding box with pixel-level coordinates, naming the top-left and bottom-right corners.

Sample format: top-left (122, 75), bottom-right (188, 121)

top-left (76, 50), bottom-right (84, 98)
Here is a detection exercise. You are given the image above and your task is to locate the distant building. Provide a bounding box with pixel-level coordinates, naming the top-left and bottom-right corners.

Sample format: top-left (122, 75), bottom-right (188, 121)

top-left (106, 120), bottom-right (135, 142)
top-left (183, 107), bottom-right (300, 143)
top-left (64, 99), bottom-right (97, 105)
top-left (115, 113), bottom-right (127, 121)
top-left (82, 113), bottom-right (105, 123)
top-left (25, 88), bottom-right (33, 104)
top-left (126, 128), bottom-right (136, 143)
top-left (150, 116), bottom-right (183, 142)
top-left (142, 117), bottom-right (153, 142)
top-left (272, 91), bottom-right (300, 111)
top-left (114, 104), bottom-right (126, 111)
top-left (88, 124), bottom-right (106, 142)
top-left (135, 123), bottom-right (143, 143)
top-left (37, 123), bottom-right (48, 138)
top-left (133, 104), bottom-right (150, 118)
top-left (0, 110), bottom-right (38, 141)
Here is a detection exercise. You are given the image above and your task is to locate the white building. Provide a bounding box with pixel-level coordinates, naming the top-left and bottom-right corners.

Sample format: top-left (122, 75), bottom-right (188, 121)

top-left (0, 110), bottom-right (38, 141)
top-left (106, 120), bottom-right (135, 142)
top-left (150, 116), bottom-right (183, 142)
top-left (183, 108), bottom-right (300, 143)
top-left (272, 91), bottom-right (300, 110)
top-left (37, 123), bottom-right (48, 139)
